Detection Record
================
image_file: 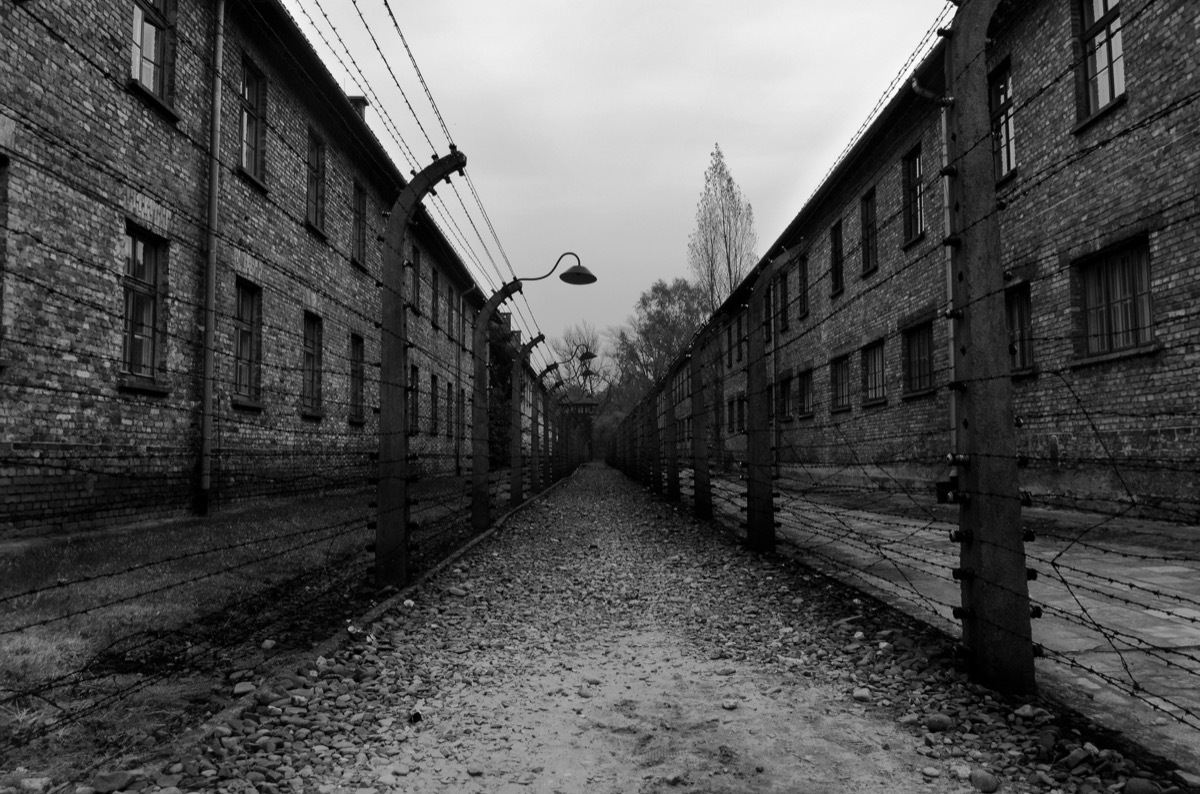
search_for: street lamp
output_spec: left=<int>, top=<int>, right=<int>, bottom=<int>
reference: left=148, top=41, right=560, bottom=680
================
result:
left=472, top=254, right=595, bottom=532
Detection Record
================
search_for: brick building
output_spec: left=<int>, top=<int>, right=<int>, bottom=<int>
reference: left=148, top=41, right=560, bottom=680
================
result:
left=0, top=0, right=483, bottom=535
left=662, top=0, right=1199, bottom=519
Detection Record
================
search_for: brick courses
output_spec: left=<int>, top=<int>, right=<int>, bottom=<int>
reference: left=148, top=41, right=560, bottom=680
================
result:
left=0, top=0, right=483, bottom=536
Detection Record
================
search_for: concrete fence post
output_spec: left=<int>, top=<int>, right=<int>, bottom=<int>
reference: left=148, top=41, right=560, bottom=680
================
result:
left=944, top=0, right=1036, bottom=694
left=690, top=330, right=713, bottom=520
left=745, top=253, right=786, bottom=553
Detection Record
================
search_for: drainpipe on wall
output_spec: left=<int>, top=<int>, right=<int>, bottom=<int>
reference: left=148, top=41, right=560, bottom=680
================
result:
left=197, top=0, right=226, bottom=515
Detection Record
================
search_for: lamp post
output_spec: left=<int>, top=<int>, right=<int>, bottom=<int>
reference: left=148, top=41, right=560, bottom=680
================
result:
left=471, top=253, right=595, bottom=532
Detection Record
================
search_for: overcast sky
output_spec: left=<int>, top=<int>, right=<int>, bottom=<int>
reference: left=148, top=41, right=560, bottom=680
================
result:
left=281, top=0, right=954, bottom=371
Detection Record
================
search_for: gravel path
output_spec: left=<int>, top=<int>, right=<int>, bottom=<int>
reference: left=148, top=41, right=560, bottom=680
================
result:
left=55, top=464, right=1193, bottom=794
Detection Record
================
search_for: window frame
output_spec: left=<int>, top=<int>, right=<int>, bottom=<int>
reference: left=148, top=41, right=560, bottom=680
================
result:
left=410, top=245, right=422, bottom=314
left=736, top=393, right=746, bottom=433
left=445, top=381, right=454, bottom=438
left=239, top=58, right=267, bottom=184
left=736, top=314, right=744, bottom=363
left=431, top=268, right=441, bottom=328
left=862, top=339, right=886, bottom=405
left=351, top=181, right=367, bottom=267
left=830, top=355, right=852, bottom=413
left=300, top=312, right=323, bottom=417
left=121, top=223, right=168, bottom=389
left=796, top=369, right=814, bottom=418
left=1077, top=239, right=1153, bottom=359
left=777, top=268, right=790, bottom=331
left=305, top=128, right=326, bottom=234
left=990, top=61, right=1018, bottom=182
left=129, top=0, right=176, bottom=115
left=232, top=278, right=263, bottom=405
left=1005, top=283, right=1035, bottom=373
left=902, top=322, right=935, bottom=395
left=860, top=187, right=878, bottom=275
left=830, top=220, right=844, bottom=296
left=409, top=364, right=420, bottom=435
left=430, top=372, right=440, bottom=436
left=349, top=333, right=365, bottom=425
left=902, top=145, right=924, bottom=244
left=796, top=255, right=809, bottom=319
left=1076, top=0, right=1126, bottom=121
left=777, top=374, right=793, bottom=421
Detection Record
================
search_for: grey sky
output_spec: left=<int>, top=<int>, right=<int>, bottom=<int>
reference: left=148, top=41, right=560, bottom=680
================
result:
left=281, top=0, right=953, bottom=371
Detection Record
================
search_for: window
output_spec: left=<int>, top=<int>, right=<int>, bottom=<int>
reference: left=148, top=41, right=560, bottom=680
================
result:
left=431, top=373, right=439, bottom=435
left=1005, top=284, right=1034, bottom=371
left=862, top=340, right=885, bottom=404
left=797, top=256, right=809, bottom=318
left=1080, top=240, right=1152, bottom=356
left=764, top=284, right=773, bottom=344
left=431, top=268, right=440, bottom=327
left=447, top=287, right=456, bottom=341
left=797, top=369, right=813, bottom=417
left=777, top=375, right=793, bottom=420
left=306, top=129, right=326, bottom=232
left=410, top=245, right=421, bottom=313
left=778, top=269, right=790, bottom=331
left=446, top=382, right=454, bottom=438
left=122, top=225, right=165, bottom=380
left=830, top=355, right=851, bottom=412
left=1078, top=0, right=1125, bottom=118
left=349, top=334, right=365, bottom=424
left=240, top=59, right=267, bottom=181
left=736, top=394, right=746, bottom=432
left=861, top=188, right=878, bottom=275
left=736, top=314, right=744, bottom=362
left=903, top=322, right=935, bottom=393
left=351, top=181, right=367, bottom=266
left=233, top=279, right=262, bottom=401
left=130, top=0, right=173, bottom=103
left=301, top=313, right=322, bottom=414
left=727, top=398, right=735, bottom=432
left=990, top=64, right=1017, bottom=180
left=830, top=220, right=844, bottom=295
left=902, top=145, right=924, bottom=242
left=409, top=364, right=419, bottom=434
left=726, top=324, right=733, bottom=367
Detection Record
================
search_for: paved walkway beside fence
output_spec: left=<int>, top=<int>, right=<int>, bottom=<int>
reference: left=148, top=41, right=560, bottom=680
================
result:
left=691, top=469, right=1200, bottom=774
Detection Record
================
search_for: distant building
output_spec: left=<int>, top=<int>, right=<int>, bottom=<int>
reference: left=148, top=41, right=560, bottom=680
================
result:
left=0, top=0, right=483, bottom=534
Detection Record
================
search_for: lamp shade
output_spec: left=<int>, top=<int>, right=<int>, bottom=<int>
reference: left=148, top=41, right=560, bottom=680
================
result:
left=579, top=349, right=597, bottom=362
left=559, top=264, right=597, bottom=285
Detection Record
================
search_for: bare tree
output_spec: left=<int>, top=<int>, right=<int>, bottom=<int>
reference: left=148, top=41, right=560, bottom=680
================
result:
left=687, top=144, right=758, bottom=314
left=551, top=321, right=610, bottom=397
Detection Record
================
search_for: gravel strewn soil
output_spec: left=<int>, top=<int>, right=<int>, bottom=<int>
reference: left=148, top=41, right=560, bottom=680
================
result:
left=18, top=464, right=1196, bottom=794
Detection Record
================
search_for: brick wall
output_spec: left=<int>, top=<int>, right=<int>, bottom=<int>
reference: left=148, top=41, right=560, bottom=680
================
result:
left=0, top=0, right=482, bottom=536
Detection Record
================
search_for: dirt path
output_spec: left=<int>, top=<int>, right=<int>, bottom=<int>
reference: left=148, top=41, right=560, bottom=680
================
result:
left=44, top=464, right=1190, bottom=794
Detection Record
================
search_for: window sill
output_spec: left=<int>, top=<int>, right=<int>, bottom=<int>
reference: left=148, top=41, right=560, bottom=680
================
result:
left=126, top=79, right=180, bottom=124
left=830, top=286, right=844, bottom=299
left=118, top=376, right=170, bottom=396
left=902, top=231, right=926, bottom=251
left=831, top=406, right=852, bottom=416
left=861, top=266, right=878, bottom=280
left=300, top=408, right=325, bottom=421
left=305, top=219, right=327, bottom=241
left=862, top=397, right=888, bottom=409
left=795, top=411, right=815, bottom=421
left=901, top=387, right=937, bottom=401
left=231, top=396, right=264, bottom=412
left=1011, top=365, right=1038, bottom=381
left=996, top=168, right=1018, bottom=189
left=1070, top=342, right=1161, bottom=370
left=349, top=416, right=366, bottom=427
left=1072, top=94, right=1127, bottom=136
left=351, top=257, right=369, bottom=274
left=237, top=166, right=268, bottom=194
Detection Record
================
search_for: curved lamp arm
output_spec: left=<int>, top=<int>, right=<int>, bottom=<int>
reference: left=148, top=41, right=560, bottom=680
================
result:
left=518, top=252, right=597, bottom=285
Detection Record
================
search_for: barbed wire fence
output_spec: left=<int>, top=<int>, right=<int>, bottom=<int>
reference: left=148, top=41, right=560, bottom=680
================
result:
left=0, top=0, right=590, bottom=770
left=608, top=0, right=1200, bottom=755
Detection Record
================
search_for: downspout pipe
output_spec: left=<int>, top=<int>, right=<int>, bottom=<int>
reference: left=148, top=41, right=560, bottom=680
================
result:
left=198, top=0, right=226, bottom=515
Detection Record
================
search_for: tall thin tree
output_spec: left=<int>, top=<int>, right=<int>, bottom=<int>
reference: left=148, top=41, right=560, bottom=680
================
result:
left=687, top=144, right=758, bottom=314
